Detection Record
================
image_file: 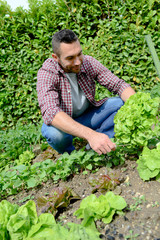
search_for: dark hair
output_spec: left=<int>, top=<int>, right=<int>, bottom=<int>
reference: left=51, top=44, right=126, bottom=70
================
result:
left=52, top=29, right=78, bottom=56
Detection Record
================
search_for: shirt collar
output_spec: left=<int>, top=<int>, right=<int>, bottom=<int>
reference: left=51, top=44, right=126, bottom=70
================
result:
left=55, top=61, right=64, bottom=74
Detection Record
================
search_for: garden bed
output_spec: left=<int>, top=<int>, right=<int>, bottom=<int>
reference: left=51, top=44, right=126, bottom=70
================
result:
left=6, top=146, right=160, bottom=240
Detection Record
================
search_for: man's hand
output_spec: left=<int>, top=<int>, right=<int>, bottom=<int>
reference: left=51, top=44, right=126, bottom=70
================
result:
left=52, top=112, right=116, bottom=155
left=87, top=131, right=116, bottom=155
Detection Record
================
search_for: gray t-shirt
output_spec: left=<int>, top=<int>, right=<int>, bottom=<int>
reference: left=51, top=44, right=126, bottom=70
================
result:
left=65, top=73, right=90, bottom=118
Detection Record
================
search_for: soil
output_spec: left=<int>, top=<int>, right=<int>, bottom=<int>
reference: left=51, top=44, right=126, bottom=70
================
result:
left=6, top=145, right=160, bottom=240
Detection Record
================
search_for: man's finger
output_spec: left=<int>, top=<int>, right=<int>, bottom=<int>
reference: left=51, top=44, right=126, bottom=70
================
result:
left=97, top=150, right=102, bottom=155
left=111, top=145, right=116, bottom=151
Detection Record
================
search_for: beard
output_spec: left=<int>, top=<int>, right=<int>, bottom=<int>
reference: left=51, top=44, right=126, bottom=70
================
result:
left=58, top=59, right=82, bottom=73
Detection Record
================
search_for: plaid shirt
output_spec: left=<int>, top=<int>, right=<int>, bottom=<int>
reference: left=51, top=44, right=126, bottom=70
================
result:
left=37, top=55, right=130, bottom=125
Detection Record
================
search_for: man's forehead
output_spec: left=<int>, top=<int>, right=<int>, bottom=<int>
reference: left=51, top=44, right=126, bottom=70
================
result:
left=59, top=41, right=82, bottom=57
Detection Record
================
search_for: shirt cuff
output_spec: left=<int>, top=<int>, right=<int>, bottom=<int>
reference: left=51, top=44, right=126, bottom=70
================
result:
left=43, top=107, right=63, bottom=125
left=118, top=82, right=131, bottom=97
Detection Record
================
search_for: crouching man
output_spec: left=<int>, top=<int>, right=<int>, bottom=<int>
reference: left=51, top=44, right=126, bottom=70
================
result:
left=37, top=29, right=135, bottom=155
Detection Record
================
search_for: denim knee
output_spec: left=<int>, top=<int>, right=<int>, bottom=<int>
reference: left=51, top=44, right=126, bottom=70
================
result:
left=115, top=97, right=124, bottom=108
left=106, top=97, right=124, bottom=109
left=41, top=123, right=74, bottom=153
left=42, top=123, right=63, bottom=143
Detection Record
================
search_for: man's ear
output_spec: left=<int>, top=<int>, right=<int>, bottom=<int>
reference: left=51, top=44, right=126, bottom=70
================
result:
left=52, top=53, right=59, bottom=62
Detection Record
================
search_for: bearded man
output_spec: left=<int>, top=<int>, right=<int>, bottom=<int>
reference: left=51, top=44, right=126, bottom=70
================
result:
left=37, top=29, right=135, bottom=155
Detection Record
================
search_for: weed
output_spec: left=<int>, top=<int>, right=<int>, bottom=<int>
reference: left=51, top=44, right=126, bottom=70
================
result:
left=19, top=195, right=34, bottom=203
left=129, top=195, right=146, bottom=211
left=125, top=230, right=139, bottom=240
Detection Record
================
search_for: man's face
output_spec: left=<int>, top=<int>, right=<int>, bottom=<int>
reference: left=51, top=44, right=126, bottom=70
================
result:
left=53, top=40, right=83, bottom=73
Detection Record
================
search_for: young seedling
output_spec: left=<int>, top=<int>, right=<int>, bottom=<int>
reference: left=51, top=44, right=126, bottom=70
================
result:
left=129, top=195, right=146, bottom=211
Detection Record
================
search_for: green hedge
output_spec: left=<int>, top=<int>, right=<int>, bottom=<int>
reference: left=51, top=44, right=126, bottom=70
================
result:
left=0, top=0, right=160, bottom=129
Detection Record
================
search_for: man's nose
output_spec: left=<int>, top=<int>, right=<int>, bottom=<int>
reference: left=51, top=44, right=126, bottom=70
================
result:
left=74, top=57, right=81, bottom=65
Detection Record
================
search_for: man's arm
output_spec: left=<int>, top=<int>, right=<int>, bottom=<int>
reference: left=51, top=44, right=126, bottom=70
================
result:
left=120, top=86, right=136, bottom=102
left=51, top=87, right=136, bottom=155
left=51, top=111, right=116, bottom=155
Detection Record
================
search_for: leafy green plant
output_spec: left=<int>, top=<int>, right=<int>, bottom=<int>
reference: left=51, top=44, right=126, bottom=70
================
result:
left=150, top=83, right=160, bottom=98
left=0, top=200, right=101, bottom=240
left=18, top=194, right=35, bottom=203
left=0, top=159, right=56, bottom=198
left=53, top=149, right=106, bottom=182
left=114, top=92, right=160, bottom=153
left=106, top=144, right=126, bottom=166
left=37, top=186, right=81, bottom=216
left=125, top=229, right=140, bottom=240
left=1, top=0, right=160, bottom=129
left=0, top=122, right=43, bottom=169
left=15, top=151, right=35, bottom=166
left=137, top=144, right=160, bottom=181
left=0, top=149, right=107, bottom=199
left=74, top=191, right=127, bottom=231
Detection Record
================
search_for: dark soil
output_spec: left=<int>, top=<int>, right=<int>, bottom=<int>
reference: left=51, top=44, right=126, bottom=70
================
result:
left=7, top=146, right=160, bottom=240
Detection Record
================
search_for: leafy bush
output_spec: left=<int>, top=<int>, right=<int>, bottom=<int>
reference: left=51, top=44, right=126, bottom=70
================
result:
left=0, top=122, right=43, bottom=168
left=0, top=0, right=160, bottom=128
left=0, top=14, right=52, bottom=128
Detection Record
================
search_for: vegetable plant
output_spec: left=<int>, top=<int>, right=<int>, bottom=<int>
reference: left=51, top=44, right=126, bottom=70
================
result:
left=114, top=92, right=160, bottom=153
left=0, top=149, right=106, bottom=199
left=0, top=200, right=101, bottom=240
left=88, top=169, right=120, bottom=193
left=137, top=143, right=160, bottom=181
left=0, top=122, right=43, bottom=169
left=74, top=191, right=127, bottom=231
left=37, top=186, right=81, bottom=216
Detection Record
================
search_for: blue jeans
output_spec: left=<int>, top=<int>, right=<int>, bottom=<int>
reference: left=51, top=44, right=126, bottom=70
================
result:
left=41, top=97, right=124, bottom=154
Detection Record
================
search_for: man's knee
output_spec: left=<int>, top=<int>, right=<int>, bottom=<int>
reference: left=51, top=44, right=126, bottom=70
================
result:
left=102, top=97, right=123, bottom=113
left=42, top=123, right=64, bottom=144
left=112, top=97, right=123, bottom=107
left=42, top=123, right=73, bottom=145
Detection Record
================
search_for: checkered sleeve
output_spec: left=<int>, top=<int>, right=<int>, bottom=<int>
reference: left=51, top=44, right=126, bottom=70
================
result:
left=86, top=56, right=130, bottom=96
left=37, top=67, right=63, bottom=125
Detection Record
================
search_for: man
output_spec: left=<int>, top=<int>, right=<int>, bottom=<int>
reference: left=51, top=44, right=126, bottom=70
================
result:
left=37, top=29, right=135, bottom=155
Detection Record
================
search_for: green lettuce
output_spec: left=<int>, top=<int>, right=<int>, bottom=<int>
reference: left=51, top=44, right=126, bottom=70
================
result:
left=7, top=200, right=38, bottom=240
left=137, top=144, right=160, bottom=181
left=114, top=92, right=160, bottom=151
left=25, top=213, right=66, bottom=240
left=0, top=200, right=19, bottom=240
left=74, top=191, right=127, bottom=229
left=0, top=200, right=101, bottom=240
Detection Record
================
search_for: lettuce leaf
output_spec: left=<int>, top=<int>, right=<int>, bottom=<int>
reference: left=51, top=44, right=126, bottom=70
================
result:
left=26, top=216, right=100, bottom=240
left=27, top=213, right=56, bottom=238
left=137, top=145, right=160, bottom=181
left=0, top=200, right=19, bottom=240
left=7, top=200, right=38, bottom=240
